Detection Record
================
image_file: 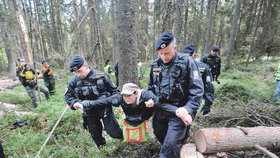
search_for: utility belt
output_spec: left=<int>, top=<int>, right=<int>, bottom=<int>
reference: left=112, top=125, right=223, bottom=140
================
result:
left=159, top=99, right=187, bottom=107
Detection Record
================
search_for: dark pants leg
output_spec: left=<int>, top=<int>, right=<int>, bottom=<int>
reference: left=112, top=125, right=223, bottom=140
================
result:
left=102, top=111, right=123, bottom=139
left=25, top=86, right=37, bottom=107
left=49, top=83, right=55, bottom=95
left=153, top=113, right=168, bottom=144
left=45, top=80, right=55, bottom=95
left=87, top=114, right=106, bottom=148
left=153, top=113, right=187, bottom=158
left=0, top=143, right=5, bottom=158
left=36, top=85, right=50, bottom=100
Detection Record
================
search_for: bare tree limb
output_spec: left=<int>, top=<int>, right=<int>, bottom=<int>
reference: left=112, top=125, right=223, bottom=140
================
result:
left=255, top=144, right=279, bottom=158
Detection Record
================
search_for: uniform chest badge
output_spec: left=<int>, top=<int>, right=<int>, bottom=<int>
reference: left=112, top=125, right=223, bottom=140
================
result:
left=153, top=68, right=161, bottom=76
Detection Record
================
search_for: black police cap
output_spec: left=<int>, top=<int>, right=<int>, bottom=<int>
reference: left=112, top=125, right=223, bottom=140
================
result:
left=182, top=44, right=195, bottom=56
left=69, top=55, right=84, bottom=72
left=155, top=32, right=175, bottom=51
left=211, top=45, right=220, bottom=52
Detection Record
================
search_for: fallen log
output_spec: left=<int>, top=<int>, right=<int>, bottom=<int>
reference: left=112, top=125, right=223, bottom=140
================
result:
left=194, top=126, right=280, bottom=154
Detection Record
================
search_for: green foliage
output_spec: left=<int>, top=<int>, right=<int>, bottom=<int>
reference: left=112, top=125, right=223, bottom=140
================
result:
left=197, top=59, right=280, bottom=128
left=216, top=60, right=276, bottom=103
left=0, top=73, right=161, bottom=158
left=1, top=59, right=279, bottom=157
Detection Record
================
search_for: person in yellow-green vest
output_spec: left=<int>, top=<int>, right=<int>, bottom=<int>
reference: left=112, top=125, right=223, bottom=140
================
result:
left=16, top=58, right=49, bottom=108
left=137, top=61, right=145, bottom=80
left=272, top=64, right=280, bottom=102
left=103, top=59, right=112, bottom=76
left=137, top=61, right=145, bottom=88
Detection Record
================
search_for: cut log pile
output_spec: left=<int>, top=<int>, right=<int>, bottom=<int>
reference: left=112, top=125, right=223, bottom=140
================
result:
left=180, top=126, right=280, bottom=158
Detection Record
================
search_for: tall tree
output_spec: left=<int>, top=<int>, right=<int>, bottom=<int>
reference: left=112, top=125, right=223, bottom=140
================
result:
left=116, top=0, right=138, bottom=87
left=182, top=0, right=189, bottom=46
left=201, top=0, right=214, bottom=55
left=224, top=0, right=241, bottom=70
left=162, top=0, right=173, bottom=32
left=12, top=0, right=33, bottom=67
left=174, top=0, right=183, bottom=46
left=80, top=0, right=88, bottom=56
left=246, top=0, right=261, bottom=66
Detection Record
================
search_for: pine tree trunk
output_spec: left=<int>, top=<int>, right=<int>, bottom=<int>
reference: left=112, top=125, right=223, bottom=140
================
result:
left=162, top=0, right=173, bottom=32
left=194, top=127, right=280, bottom=154
left=174, top=0, right=183, bottom=46
left=116, top=0, right=138, bottom=87
left=12, top=0, right=33, bottom=67
left=224, top=0, right=241, bottom=70
left=201, top=0, right=214, bottom=56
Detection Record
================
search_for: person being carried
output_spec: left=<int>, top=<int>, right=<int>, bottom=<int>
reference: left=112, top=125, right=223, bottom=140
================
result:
left=41, top=60, right=55, bottom=95
left=64, top=55, right=123, bottom=149
left=182, top=44, right=215, bottom=115
left=201, top=45, right=221, bottom=84
left=81, top=82, right=188, bottom=142
left=16, top=58, right=49, bottom=108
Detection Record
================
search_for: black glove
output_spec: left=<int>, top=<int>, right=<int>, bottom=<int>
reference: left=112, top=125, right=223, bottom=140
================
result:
left=201, top=106, right=210, bottom=115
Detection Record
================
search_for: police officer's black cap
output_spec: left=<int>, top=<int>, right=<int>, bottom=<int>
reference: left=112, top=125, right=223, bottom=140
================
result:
left=69, top=55, right=84, bottom=72
left=182, top=44, right=195, bottom=56
left=155, top=32, right=175, bottom=51
left=211, top=45, right=220, bottom=52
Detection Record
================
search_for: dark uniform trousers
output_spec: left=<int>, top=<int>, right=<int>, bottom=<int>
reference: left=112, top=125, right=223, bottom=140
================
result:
left=86, top=107, right=123, bottom=148
left=153, top=110, right=188, bottom=158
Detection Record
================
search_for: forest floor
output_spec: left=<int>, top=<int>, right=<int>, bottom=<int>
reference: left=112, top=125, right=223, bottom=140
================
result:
left=0, top=59, right=280, bottom=158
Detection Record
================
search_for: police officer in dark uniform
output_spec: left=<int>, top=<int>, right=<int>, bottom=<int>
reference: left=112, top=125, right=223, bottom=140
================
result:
left=148, top=33, right=204, bottom=158
left=201, top=45, right=221, bottom=83
left=64, top=55, right=123, bottom=148
left=182, top=44, right=214, bottom=115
